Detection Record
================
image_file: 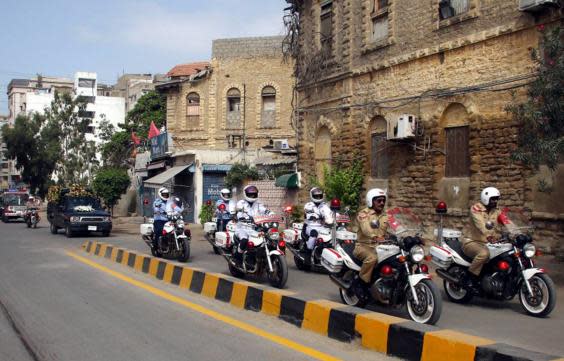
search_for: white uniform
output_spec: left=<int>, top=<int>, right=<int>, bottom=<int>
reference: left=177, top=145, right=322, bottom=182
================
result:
left=235, top=199, right=271, bottom=240
left=165, top=199, right=184, bottom=215
left=303, top=201, right=334, bottom=249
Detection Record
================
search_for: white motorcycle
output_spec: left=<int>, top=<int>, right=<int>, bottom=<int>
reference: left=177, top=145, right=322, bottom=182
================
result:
left=141, top=211, right=191, bottom=262
left=322, top=207, right=442, bottom=325
left=430, top=205, right=556, bottom=317
left=204, top=203, right=235, bottom=255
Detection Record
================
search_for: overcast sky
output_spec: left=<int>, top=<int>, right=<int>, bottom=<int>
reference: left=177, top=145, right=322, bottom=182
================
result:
left=0, top=0, right=288, bottom=114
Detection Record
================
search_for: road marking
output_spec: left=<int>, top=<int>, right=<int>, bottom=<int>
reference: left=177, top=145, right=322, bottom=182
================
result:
left=66, top=251, right=342, bottom=361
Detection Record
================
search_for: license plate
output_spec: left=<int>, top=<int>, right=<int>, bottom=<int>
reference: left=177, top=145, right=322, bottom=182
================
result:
left=88, top=226, right=97, bottom=231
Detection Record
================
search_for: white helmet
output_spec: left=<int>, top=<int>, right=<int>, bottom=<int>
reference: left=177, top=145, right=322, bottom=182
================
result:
left=220, top=188, right=232, bottom=201
left=158, top=187, right=170, bottom=201
left=366, top=188, right=387, bottom=208
left=310, top=187, right=324, bottom=204
left=480, top=187, right=500, bottom=207
left=243, top=185, right=259, bottom=203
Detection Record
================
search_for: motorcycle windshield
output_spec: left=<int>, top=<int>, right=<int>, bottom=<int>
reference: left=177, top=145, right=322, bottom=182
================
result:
left=499, top=208, right=534, bottom=236
left=386, top=207, right=423, bottom=237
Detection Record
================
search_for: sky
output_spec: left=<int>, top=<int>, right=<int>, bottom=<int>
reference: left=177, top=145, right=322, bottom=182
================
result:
left=0, top=0, right=288, bottom=114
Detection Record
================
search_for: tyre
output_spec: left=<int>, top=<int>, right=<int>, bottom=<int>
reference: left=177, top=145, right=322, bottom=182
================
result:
left=213, top=245, right=220, bottom=255
left=228, top=262, right=245, bottom=278
left=293, top=254, right=311, bottom=271
left=519, top=273, right=557, bottom=317
left=267, top=254, right=288, bottom=288
left=50, top=222, right=58, bottom=234
left=65, top=226, right=73, bottom=238
left=102, top=231, right=110, bottom=237
left=443, top=266, right=473, bottom=304
left=339, top=287, right=367, bottom=308
left=406, top=279, right=442, bottom=325
left=177, top=239, right=190, bottom=262
left=26, top=220, right=31, bottom=228
left=2, top=215, right=8, bottom=223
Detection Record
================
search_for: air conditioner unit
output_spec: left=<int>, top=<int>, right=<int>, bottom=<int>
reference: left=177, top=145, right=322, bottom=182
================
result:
left=273, top=139, right=289, bottom=150
left=387, top=114, right=417, bottom=140
left=519, top=0, right=559, bottom=11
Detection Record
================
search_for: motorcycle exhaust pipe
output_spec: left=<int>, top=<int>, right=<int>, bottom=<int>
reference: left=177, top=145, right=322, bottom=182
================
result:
left=436, top=268, right=461, bottom=284
left=329, top=274, right=351, bottom=290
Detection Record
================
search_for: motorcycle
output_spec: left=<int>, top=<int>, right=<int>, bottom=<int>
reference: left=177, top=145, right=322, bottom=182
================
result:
left=24, top=207, right=40, bottom=228
left=204, top=203, right=235, bottom=255
left=321, top=207, right=442, bottom=325
left=141, top=211, right=191, bottom=262
left=430, top=204, right=557, bottom=317
left=285, top=211, right=355, bottom=272
left=220, top=214, right=288, bottom=288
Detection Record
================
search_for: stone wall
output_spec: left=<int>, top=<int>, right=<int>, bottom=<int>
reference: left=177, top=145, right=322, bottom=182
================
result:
left=291, top=0, right=563, bottom=250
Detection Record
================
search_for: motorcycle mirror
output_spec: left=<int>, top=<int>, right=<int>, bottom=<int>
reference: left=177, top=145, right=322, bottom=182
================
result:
left=485, top=221, right=495, bottom=230
left=370, top=219, right=380, bottom=229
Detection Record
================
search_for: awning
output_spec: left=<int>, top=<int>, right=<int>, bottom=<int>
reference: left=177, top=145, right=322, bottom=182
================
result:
left=203, top=164, right=232, bottom=172
left=147, top=160, right=167, bottom=170
left=144, top=164, right=193, bottom=189
left=275, top=173, right=299, bottom=189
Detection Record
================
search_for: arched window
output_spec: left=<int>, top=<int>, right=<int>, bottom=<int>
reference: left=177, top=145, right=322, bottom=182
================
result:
left=186, top=92, right=200, bottom=128
left=226, top=88, right=241, bottom=128
left=370, top=116, right=388, bottom=178
left=315, top=126, right=332, bottom=182
left=441, top=103, right=470, bottom=177
left=261, top=86, right=276, bottom=128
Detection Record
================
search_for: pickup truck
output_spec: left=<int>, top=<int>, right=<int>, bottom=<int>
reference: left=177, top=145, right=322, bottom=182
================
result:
left=48, top=195, right=112, bottom=237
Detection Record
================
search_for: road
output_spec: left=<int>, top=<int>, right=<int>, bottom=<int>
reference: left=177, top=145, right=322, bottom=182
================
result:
left=0, top=219, right=394, bottom=361
left=107, top=220, right=564, bottom=356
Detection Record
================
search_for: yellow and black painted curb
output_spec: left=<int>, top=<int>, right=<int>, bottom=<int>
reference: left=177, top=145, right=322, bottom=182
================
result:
left=82, top=241, right=562, bottom=361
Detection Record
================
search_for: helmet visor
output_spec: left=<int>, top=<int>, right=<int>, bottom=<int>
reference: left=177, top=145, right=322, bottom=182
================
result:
left=161, top=192, right=170, bottom=199
left=312, top=192, right=323, bottom=201
left=246, top=191, right=258, bottom=199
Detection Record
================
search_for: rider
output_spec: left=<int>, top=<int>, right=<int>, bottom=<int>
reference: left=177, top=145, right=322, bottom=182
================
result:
left=26, top=195, right=40, bottom=208
left=167, top=195, right=185, bottom=214
left=234, top=185, right=272, bottom=263
left=153, top=187, right=170, bottom=249
left=353, top=188, right=389, bottom=298
left=216, top=188, right=235, bottom=232
left=463, top=186, right=502, bottom=291
left=303, top=187, right=334, bottom=256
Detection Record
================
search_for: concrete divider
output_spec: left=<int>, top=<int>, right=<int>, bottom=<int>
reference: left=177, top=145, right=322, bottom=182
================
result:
left=82, top=241, right=562, bottom=361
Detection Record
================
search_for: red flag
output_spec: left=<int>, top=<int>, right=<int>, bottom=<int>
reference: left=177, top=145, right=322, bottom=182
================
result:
left=131, top=132, right=141, bottom=145
left=148, top=121, right=161, bottom=139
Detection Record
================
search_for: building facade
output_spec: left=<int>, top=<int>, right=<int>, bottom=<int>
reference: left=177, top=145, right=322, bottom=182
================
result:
left=0, top=115, right=9, bottom=190
left=287, top=0, right=563, bottom=251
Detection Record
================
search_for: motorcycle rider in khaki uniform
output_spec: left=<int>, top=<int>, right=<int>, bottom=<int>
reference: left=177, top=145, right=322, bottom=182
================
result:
left=353, top=188, right=389, bottom=299
left=462, top=186, right=502, bottom=292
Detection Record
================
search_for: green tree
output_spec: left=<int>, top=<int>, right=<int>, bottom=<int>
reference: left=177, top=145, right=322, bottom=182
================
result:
left=98, top=118, right=133, bottom=169
left=320, top=160, right=365, bottom=216
left=124, top=90, right=166, bottom=139
left=508, top=26, right=563, bottom=190
left=224, top=163, right=260, bottom=189
left=1, top=113, right=59, bottom=197
left=92, top=167, right=131, bottom=215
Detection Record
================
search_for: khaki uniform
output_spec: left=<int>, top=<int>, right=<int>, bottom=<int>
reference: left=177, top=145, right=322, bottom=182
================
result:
left=354, top=207, right=389, bottom=283
left=463, top=202, right=502, bottom=276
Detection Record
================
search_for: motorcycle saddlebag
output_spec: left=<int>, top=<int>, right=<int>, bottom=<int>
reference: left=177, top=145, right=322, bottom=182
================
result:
left=140, top=223, right=154, bottom=236
left=215, top=232, right=230, bottom=248
left=204, top=222, right=217, bottom=233
left=321, top=248, right=343, bottom=273
left=429, top=245, right=452, bottom=268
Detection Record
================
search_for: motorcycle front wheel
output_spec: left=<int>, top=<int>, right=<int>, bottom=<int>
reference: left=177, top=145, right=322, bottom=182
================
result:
left=519, top=273, right=556, bottom=317
left=267, top=254, right=288, bottom=288
left=177, top=239, right=190, bottom=262
left=406, top=279, right=442, bottom=325
left=26, top=220, right=31, bottom=228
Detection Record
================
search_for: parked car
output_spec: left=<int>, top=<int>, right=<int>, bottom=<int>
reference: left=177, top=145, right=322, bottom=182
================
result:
left=48, top=193, right=112, bottom=237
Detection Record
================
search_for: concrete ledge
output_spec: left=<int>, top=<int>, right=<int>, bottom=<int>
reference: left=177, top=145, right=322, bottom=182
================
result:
left=82, top=241, right=562, bottom=361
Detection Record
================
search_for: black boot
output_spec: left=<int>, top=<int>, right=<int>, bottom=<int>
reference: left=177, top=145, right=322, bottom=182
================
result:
left=352, top=277, right=370, bottom=302
left=462, top=273, right=481, bottom=294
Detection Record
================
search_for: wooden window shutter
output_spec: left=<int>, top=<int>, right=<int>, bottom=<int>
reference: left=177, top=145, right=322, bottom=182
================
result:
left=445, top=126, right=470, bottom=177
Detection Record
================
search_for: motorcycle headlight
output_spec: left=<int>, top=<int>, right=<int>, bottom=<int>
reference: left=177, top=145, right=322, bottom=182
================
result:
left=272, top=222, right=278, bottom=228
left=268, top=230, right=280, bottom=241
left=523, top=243, right=536, bottom=258
left=70, top=216, right=80, bottom=222
left=410, top=245, right=425, bottom=263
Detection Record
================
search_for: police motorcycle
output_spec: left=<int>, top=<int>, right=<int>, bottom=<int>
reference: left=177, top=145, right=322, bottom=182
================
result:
left=24, top=207, right=40, bottom=228
left=140, top=197, right=191, bottom=262
left=204, top=203, right=236, bottom=255
left=322, top=204, right=442, bottom=325
left=219, top=214, right=288, bottom=288
left=285, top=205, right=354, bottom=272
left=430, top=202, right=556, bottom=317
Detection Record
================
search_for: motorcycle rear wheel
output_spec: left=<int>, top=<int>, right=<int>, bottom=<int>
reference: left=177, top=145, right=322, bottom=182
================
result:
left=339, top=287, right=367, bottom=308
left=50, top=222, right=58, bottom=234
left=406, top=279, right=442, bottom=325
left=26, top=220, right=31, bottom=228
left=519, top=273, right=556, bottom=317
left=228, top=262, right=245, bottom=278
left=443, top=266, right=473, bottom=304
left=294, top=255, right=311, bottom=271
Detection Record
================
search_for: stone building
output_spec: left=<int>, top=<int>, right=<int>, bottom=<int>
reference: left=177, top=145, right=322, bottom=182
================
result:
left=151, top=36, right=296, bottom=222
left=285, top=0, right=563, bottom=250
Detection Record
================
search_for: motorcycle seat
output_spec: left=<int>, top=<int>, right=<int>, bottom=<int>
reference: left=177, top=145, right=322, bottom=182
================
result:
left=445, top=238, right=474, bottom=263
left=341, top=242, right=363, bottom=267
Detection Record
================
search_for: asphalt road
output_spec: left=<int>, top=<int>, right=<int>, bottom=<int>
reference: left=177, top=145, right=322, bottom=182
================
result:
left=0, top=219, right=394, bottom=361
left=105, top=221, right=564, bottom=356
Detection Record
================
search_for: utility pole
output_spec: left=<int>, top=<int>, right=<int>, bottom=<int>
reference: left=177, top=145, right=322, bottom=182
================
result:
left=242, top=83, right=246, bottom=164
